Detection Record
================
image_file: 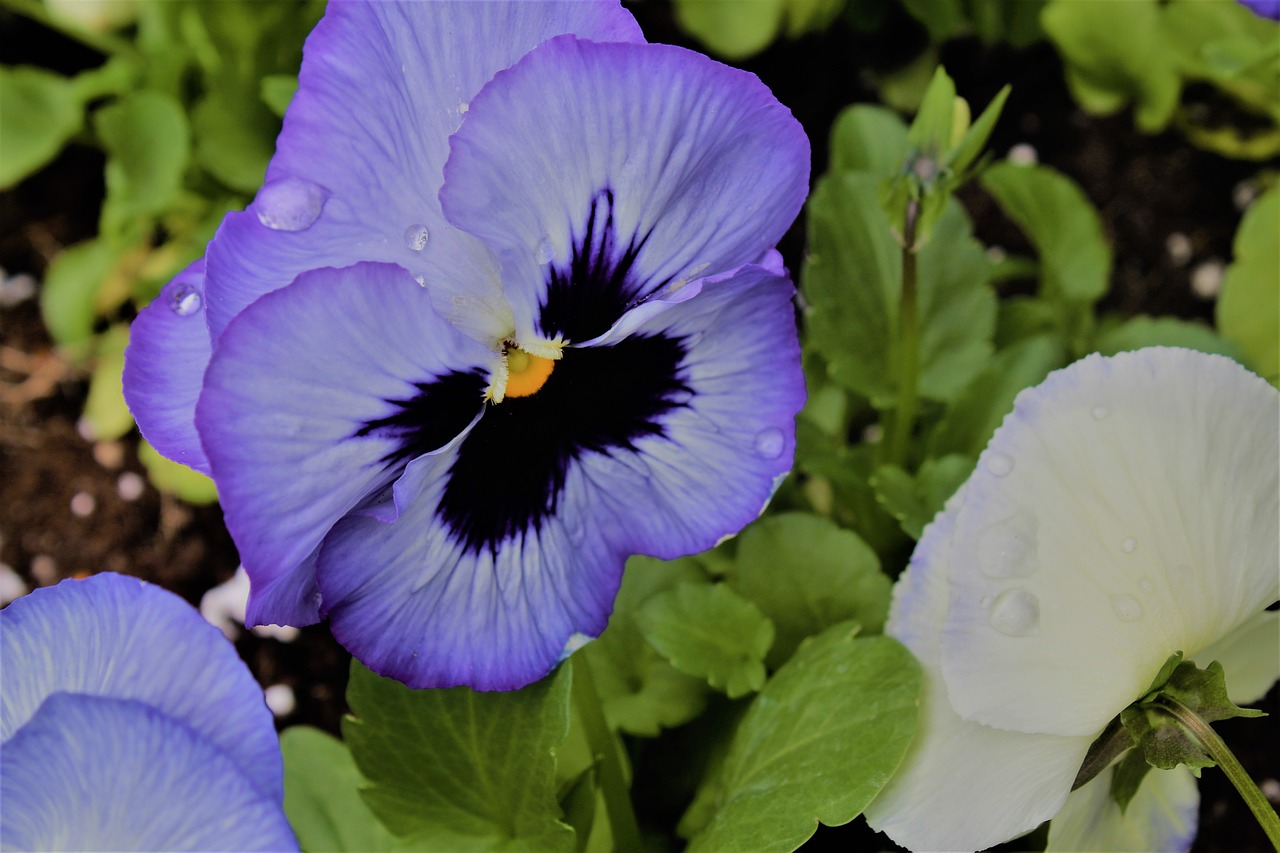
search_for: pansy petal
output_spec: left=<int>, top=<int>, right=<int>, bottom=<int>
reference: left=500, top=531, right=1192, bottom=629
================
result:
left=0, top=694, right=296, bottom=852
left=1192, top=609, right=1280, bottom=706
left=0, top=574, right=281, bottom=801
left=196, top=263, right=492, bottom=627
left=315, top=265, right=802, bottom=690
left=204, top=0, right=643, bottom=347
left=441, top=36, right=809, bottom=347
left=864, top=504, right=1094, bottom=852
left=940, top=348, right=1280, bottom=737
left=122, top=259, right=212, bottom=474
left=1047, top=765, right=1198, bottom=853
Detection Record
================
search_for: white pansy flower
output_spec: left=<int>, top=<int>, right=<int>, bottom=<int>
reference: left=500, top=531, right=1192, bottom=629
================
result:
left=864, top=347, right=1280, bottom=852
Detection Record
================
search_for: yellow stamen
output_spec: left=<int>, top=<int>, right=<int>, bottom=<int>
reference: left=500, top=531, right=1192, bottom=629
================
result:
left=504, top=348, right=555, bottom=398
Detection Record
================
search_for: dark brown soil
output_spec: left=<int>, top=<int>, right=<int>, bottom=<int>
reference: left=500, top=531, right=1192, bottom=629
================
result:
left=1, top=5, right=1274, bottom=851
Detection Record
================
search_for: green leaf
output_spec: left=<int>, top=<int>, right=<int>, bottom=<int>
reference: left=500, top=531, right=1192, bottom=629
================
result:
left=95, top=91, right=190, bottom=236
left=0, top=66, right=84, bottom=189
left=281, top=726, right=396, bottom=853
left=929, top=335, right=1067, bottom=458
left=635, top=583, right=774, bottom=698
left=900, top=0, right=964, bottom=42
left=871, top=454, right=972, bottom=539
left=138, top=440, right=218, bottom=504
left=982, top=162, right=1111, bottom=305
left=261, top=73, right=299, bottom=118
left=1094, top=315, right=1239, bottom=359
left=81, top=324, right=134, bottom=441
left=343, top=660, right=574, bottom=853
left=804, top=173, right=994, bottom=407
left=1042, top=0, right=1181, bottom=131
left=1158, top=660, right=1266, bottom=726
left=672, top=0, right=786, bottom=60
left=1217, top=187, right=1279, bottom=381
left=829, top=105, right=908, bottom=177
left=681, top=627, right=921, bottom=852
left=731, top=513, right=890, bottom=667
left=40, top=239, right=119, bottom=350
left=192, top=91, right=278, bottom=192
left=581, top=556, right=710, bottom=736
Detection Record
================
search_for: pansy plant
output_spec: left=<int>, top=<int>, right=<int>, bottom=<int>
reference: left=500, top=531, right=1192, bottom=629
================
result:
left=863, top=347, right=1280, bottom=851
left=0, top=574, right=296, bottom=851
left=123, top=0, right=809, bottom=690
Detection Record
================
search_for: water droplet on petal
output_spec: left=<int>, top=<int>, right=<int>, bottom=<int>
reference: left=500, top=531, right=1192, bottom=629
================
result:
left=985, top=452, right=1014, bottom=477
left=168, top=284, right=202, bottom=316
left=1091, top=406, right=1110, bottom=420
left=414, top=274, right=426, bottom=287
left=989, top=588, right=1040, bottom=636
left=1121, top=537, right=1137, bottom=553
left=978, top=510, right=1040, bottom=578
left=535, top=237, right=554, bottom=265
left=255, top=176, right=328, bottom=232
left=753, top=427, right=785, bottom=460
left=1111, top=594, right=1144, bottom=622
left=404, top=224, right=430, bottom=252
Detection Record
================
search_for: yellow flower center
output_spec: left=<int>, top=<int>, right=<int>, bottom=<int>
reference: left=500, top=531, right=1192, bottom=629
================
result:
left=504, top=348, right=555, bottom=398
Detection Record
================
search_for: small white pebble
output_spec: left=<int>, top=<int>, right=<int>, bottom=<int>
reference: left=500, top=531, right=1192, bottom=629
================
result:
left=70, top=492, right=96, bottom=518
left=252, top=622, right=301, bottom=643
left=200, top=567, right=300, bottom=642
left=1233, top=180, right=1260, bottom=212
left=0, top=564, right=29, bottom=605
left=92, top=441, right=125, bottom=470
left=985, top=245, right=1007, bottom=263
left=117, top=471, right=145, bottom=502
left=1007, top=143, right=1038, bottom=165
left=75, top=418, right=96, bottom=442
left=1165, top=233, right=1193, bottom=267
left=0, top=270, right=37, bottom=308
left=862, top=423, right=884, bottom=445
left=264, top=684, right=297, bottom=718
left=1262, top=778, right=1280, bottom=803
left=1190, top=259, right=1225, bottom=300
left=30, top=555, right=57, bottom=585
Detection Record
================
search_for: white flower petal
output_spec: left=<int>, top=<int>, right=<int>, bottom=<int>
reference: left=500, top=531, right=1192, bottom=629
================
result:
left=940, top=349, right=1279, bottom=737
left=1192, top=609, right=1280, bottom=706
left=1047, top=765, right=1198, bottom=853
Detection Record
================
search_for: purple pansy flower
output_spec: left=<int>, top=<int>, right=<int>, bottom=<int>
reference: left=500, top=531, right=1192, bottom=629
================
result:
left=1239, top=0, right=1280, bottom=20
left=0, top=574, right=295, bottom=851
left=124, top=0, right=809, bottom=690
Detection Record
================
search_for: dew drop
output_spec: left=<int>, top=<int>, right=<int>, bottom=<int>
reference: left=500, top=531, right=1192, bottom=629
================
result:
left=989, top=588, right=1040, bottom=636
left=1111, top=594, right=1144, bottom=622
left=168, top=284, right=202, bottom=317
left=1091, top=406, right=1110, bottom=420
left=1121, top=537, right=1137, bottom=554
left=414, top=274, right=426, bottom=287
left=535, top=237, right=555, bottom=265
left=255, top=176, right=328, bottom=232
left=403, top=224, right=430, bottom=252
left=753, top=427, right=785, bottom=460
left=985, top=452, right=1015, bottom=477
left=978, top=510, right=1040, bottom=578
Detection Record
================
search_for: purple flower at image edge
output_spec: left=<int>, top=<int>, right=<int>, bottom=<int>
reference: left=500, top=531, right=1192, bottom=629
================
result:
left=0, top=574, right=296, bottom=852
left=123, top=0, right=810, bottom=691
left=1239, top=0, right=1280, bottom=20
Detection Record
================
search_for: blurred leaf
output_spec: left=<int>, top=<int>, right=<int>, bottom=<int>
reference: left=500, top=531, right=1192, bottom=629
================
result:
left=582, top=556, right=710, bottom=736
left=900, top=0, right=964, bottom=42
left=40, top=239, right=120, bottom=350
left=805, top=173, right=994, bottom=407
left=81, top=324, right=133, bottom=441
left=192, top=91, right=277, bottom=192
left=281, top=726, right=395, bottom=853
left=1163, top=0, right=1280, bottom=120
left=1217, top=187, right=1279, bottom=380
left=95, top=91, right=190, bottom=239
left=0, top=65, right=84, bottom=189
left=982, top=162, right=1111, bottom=304
left=681, top=627, right=920, bottom=852
left=138, top=440, right=218, bottom=504
left=260, top=73, right=298, bottom=117
left=929, top=335, right=1067, bottom=458
left=673, top=0, right=843, bottom=60
left=636, top=583, right=774, bottom=699
left=829, top=105, right=908, bottom=177
left=344, top=660, right=574, bottom=852
left=731, top=513, right=889, bottom=667
left=1094, top=315, right=1239, bottom=359
left=871, top=453, right=972, bottom=539
left=1042, top=0, right=1181, bottom=131
left=876, top=48, right=939, bottom=114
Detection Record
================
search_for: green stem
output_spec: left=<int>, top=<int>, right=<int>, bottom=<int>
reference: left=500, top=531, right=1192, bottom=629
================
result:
left=1158, top=697, right=1280, bottom=850
left=571, top=658, right=643, bottom=853
left=884, top=199, right=922, bottom=468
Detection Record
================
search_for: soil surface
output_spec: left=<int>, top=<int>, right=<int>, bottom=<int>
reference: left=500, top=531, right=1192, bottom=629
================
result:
left=1, top=4, right=1275, bottom=851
